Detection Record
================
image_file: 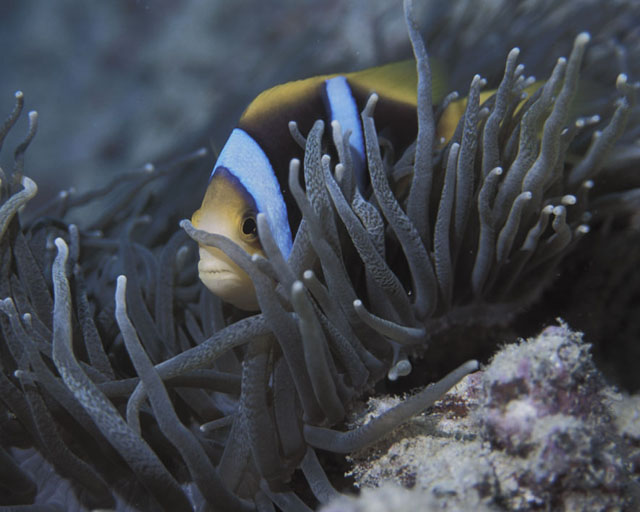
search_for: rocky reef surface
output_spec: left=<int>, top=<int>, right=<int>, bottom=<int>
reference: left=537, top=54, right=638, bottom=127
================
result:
left=324, top=323, right=640, bottom=511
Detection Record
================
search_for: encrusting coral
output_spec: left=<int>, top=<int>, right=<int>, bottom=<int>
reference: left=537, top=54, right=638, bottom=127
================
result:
left=337, top=323, right=640, bottom=510
left=1, top=0, right=639, bottom=510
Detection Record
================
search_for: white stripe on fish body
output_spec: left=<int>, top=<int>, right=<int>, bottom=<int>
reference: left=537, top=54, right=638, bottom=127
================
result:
left=324, top=76, right=366, bottom=191
left=212, top=128, right=293, bottom=259
left=210, top=77, right=367, bottom=261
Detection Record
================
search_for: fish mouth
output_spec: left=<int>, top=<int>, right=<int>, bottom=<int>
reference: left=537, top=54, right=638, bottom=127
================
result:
left=196, top=246, right=259, bottom=311
left=197, top=248, right=244, bottom=285
left=199, top=266, right=233, bottom=276
left=198, top=263, right=239, bottom=281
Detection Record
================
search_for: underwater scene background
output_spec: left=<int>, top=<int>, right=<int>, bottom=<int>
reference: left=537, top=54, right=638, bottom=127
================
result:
left=1, top=0, right=639, bottom=510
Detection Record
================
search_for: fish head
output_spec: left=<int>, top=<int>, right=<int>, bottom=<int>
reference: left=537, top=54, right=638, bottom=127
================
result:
left=191, top=166, right=263, bottom=311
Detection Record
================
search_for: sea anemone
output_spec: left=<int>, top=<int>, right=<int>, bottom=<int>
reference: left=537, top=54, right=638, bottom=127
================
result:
left=1, top=0, right=638, bottom=510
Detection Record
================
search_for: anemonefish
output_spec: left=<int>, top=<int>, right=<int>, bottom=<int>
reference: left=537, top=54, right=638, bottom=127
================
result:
left=190, top=60, right=474, bottom=310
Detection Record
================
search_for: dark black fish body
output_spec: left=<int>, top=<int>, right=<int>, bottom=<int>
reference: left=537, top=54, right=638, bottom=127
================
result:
left=192, top=60, right=434, bottom=308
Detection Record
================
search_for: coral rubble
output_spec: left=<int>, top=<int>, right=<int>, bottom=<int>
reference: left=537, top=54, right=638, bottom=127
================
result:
left=341, top=324, right=640, bottom=511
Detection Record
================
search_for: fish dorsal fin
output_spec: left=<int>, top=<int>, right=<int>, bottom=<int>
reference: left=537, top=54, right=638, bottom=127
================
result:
left=240, top=75, right=329, bottom=128
left=240, top=58, right=449, bottom=127
left=345, top=59, right=449, bottom=107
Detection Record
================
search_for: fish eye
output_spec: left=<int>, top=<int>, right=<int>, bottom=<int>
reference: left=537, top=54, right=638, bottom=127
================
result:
left=241, top=213, right=258, bottom=240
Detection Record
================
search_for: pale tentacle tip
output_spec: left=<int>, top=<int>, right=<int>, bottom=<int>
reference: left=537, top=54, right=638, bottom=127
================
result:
left=575, top=32, right=591, bottom=46
left=291, top=280, right=305, bottom=295
left=576, top=224, right=590, bottom=235
left=54, top=237, right=68, bottom=253
left=388, top=359, right=412, bottom=381
left=21, top=176, right=37, bottom=194
left=465, top=360, right=480, bottom=373
left=115, top=275, right=128, bottom=306
left=617, top=74, right=628, bottom=87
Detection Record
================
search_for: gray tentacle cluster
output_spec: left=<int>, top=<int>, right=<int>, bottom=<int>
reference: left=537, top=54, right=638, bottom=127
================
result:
left=1, top=1, right=639, bottom=510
